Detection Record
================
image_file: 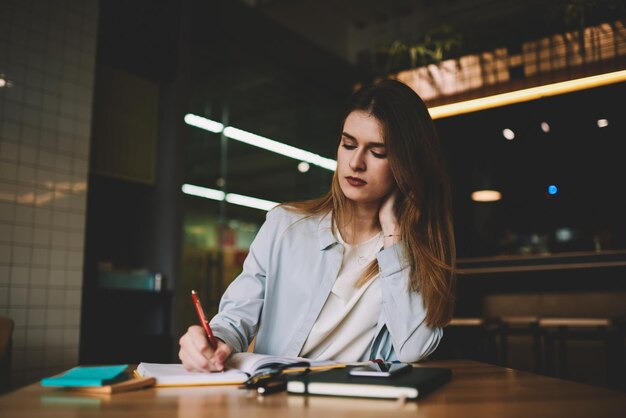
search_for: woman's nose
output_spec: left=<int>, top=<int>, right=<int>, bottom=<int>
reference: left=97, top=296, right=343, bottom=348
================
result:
left=349, top=150, right=365, bottom=171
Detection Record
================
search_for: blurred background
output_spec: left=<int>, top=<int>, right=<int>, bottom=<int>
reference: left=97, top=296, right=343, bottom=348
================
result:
left=1, top=0, right=625, bottom=392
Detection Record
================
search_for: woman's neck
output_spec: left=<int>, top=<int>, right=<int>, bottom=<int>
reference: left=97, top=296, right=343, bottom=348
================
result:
left=336, top=204, right=381, bottom=245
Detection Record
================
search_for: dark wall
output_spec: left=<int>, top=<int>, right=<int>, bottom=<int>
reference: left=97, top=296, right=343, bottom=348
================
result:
left=437, top=82, right=626, bottom=258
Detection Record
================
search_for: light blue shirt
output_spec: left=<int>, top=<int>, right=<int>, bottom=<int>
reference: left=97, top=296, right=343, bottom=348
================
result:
left=210, top=206, right=442, bottom=362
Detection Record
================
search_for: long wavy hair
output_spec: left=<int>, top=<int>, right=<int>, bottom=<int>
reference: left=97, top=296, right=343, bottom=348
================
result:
left=286, top=79, right=456, bottom=327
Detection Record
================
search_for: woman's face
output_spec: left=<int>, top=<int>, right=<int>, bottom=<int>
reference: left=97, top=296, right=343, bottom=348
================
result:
left=337, top=111, right=395, bottom=206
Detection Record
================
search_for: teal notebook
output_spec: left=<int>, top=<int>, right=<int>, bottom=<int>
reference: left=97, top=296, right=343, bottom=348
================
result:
left=41, top=365, right=129, bottom=387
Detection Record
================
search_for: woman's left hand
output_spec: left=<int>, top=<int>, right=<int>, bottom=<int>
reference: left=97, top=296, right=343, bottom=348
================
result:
left=379, top=191, right=400, bottom=246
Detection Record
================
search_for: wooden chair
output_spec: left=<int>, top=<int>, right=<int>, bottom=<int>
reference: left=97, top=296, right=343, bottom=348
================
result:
left=539, top=317, right=624, bottom=390
left=0, top=316, right=15, bottom=393
left=434, top=317, right=499, bottom=364
left=497, top=316, right=542, bottom=373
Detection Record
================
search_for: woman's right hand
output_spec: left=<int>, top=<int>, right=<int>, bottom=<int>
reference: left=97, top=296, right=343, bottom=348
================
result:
left=178, top=325, right=233, bottom=372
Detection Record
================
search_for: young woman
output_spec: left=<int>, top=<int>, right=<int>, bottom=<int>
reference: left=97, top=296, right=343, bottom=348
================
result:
left=179, top=79, right=456, bottom=371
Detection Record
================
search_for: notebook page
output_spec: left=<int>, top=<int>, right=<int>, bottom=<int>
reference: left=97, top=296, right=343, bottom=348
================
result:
left=136, top=363, right=248, bottom=386
left=226, top=352, right=338, bottom=374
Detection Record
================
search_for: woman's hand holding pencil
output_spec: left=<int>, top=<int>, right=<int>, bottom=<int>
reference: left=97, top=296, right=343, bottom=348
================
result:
left=178, top=291, right=233, bottom=372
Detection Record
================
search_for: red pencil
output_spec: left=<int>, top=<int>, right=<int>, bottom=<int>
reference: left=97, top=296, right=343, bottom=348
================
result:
left=191, top=290, right=218, bottom=350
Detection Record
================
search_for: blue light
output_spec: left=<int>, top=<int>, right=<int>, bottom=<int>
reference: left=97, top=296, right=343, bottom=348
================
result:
left=548, top=185, right=558, bottom=195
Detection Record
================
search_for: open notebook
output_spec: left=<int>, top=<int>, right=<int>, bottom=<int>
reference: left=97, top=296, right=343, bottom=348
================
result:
left=136, top=353, right=339, bottom=386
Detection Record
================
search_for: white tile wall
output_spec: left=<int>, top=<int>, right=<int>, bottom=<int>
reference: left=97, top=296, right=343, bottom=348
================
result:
left=0, top=0, right=98, bottom=388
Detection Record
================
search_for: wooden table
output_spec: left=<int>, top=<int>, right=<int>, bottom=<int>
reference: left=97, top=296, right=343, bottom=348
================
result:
left=1, top=360, right=625, bottom=418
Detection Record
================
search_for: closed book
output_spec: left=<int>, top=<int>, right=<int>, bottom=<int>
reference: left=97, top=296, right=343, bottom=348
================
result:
left=63, top=377, right=156, bottom=394
left=41, top=365, right=129, bottom=387
left=287, top=366, right=452, bottom=400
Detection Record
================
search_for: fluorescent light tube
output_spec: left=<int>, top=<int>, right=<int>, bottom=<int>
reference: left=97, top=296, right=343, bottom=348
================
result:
left=184, top=114, right=224, bottom=133
left=184, top=115, right=337, bottom=171
left=181, top=184, right=278, bottom=211
left=182, top=184, right=225, bottom=201
left=225, top=193, right=278, bottom=211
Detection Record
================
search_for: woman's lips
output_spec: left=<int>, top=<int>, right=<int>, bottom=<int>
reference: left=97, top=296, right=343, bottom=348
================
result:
left=346, top=176, right=366, bottom=187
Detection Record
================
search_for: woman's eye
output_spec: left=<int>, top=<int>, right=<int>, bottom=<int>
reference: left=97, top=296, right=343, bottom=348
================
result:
left=371, top=150, right=387, bottom=158
left=342, top=143, right=357, bottom=150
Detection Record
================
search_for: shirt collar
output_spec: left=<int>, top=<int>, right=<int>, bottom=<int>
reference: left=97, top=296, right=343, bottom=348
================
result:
left=317, top=211, right=337, bottom=250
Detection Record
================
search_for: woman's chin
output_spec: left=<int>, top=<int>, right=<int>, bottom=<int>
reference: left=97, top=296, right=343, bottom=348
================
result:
left=343, top=193, right=382, bottom=206
left=340, top=184, right=385, bottom=206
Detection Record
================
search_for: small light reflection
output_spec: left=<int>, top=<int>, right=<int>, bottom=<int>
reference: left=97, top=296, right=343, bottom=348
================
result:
left=0, top=181, right=86, bottom=205
left=0, top=74, right=12, bottom=88
left=17, top=192, right=37, bottom=204
left=547, top=184, right=558, bottom=195
left=555, top=228, right=573, bottom=242
left=471, top=190, right=502, bottom=202
left=297, top=162, right=310, bottom=173
left=502, top=128, right=515, bottom=140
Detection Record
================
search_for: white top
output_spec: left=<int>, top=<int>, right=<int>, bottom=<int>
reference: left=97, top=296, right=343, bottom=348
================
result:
left=299, top=231, right=383, bottom=361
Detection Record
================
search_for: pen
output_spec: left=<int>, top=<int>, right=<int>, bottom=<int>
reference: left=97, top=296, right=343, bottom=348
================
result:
left=191, top=290, right=218, bottom=350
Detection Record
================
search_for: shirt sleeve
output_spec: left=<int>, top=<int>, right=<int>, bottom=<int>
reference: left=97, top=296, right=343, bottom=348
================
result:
left=209, top=208, right=282, bottom=353
left=373, top=243, right=443, bottom=362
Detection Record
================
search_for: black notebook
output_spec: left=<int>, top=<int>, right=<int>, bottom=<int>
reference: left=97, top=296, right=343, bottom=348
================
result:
left=287, top=366, right=452, bottom=400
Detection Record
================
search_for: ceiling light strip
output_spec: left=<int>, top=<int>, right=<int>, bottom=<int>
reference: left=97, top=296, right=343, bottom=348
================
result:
left=225, top=192, right=278, bottom=211
left=428, top=69, right=626, bottom=119
left=181, top=184, right=225, bottom=201
left=184, top=114, right=224, bottom=133
left=182, top=183, right=279, bottom=212
left=184, top=114, right=337, bottom=171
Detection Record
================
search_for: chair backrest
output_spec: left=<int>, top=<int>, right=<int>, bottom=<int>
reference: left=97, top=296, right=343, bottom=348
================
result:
left=0, top=316, right=15, bottom=393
